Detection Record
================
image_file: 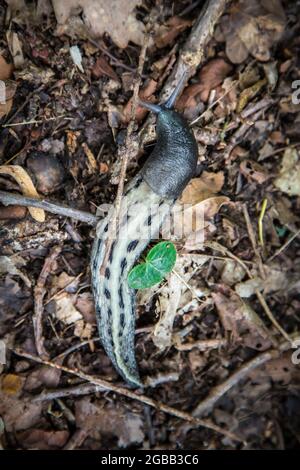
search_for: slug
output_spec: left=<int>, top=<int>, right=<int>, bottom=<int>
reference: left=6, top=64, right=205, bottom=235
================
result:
left=91, top=78, right=198, bottom=387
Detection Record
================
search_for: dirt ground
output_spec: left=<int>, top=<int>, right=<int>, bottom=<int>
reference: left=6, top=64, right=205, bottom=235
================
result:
left=0, top=0, right=300, bottom=450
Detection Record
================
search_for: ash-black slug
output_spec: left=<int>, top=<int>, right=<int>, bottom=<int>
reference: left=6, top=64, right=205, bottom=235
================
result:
left=91, top=78, right=198, bottom=387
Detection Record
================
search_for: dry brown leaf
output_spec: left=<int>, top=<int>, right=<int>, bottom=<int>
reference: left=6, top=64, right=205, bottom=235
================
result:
left=177, top=58, right=233, bottom=110
left=92, top=55, right=119, bottom=82
left=0, top=165, right=45, bottom=222
left=240, top=160, right=270, bottom=184
left=17, top=429, right=69, bottom=450
left=0, top=54, right=13, bottom=80
left=180, top=172, right=225, bottom=205
left=274, top=148, right=300, bottom=196
left=1, top=374, right=24, bottom=396
left=220, top=0, right=286, bottom=64
left=0, top=393, right=42, bottom=432
left=6, top=30, right=24, bottom=69
left=123, top=79, right=158, bottom=123
left=212, top=287, right=272, bottom=350
left=0, top=98, right=13, bottom=118
left=237, top=78, right=267, bottom=113
left=154, top=16, right=192, bottom=49
left=52, top=0, right=144, bottom=49
left=55, top=293, right=83, bottom=325
left=75, top=398, right=144, bottom=447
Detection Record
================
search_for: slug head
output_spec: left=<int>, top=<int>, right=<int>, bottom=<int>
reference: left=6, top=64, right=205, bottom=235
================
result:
left=139, top=78, right=198, bottom=199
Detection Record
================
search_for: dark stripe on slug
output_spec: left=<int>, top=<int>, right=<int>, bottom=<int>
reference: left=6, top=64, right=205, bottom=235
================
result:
left=107, top=307, right=112, bottom=318
left=109, top=241, right=116, bottom=262
left=146, top=215, right=152, bottom=226
left=105, top=267, right=110, bottom=279
left=104, top=223, right=109, bottom=232
left=127, top=240, right=139, bottom=252
left=104, top=288, right=111, bottom=299
left=120, top=258, right=127, bottom=274
left=120, top=312, right=125, bottom=328
left=118, top=287, right=124, bottom=309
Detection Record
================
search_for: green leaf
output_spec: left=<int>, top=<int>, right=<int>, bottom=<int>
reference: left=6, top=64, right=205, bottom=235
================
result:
left=128, top=263, right=163, bottom=290
left=128, top=241, right=177, bottom=290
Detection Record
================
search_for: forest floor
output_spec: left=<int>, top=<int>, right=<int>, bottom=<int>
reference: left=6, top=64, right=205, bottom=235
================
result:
left=0, top=0, right=300, bottom=450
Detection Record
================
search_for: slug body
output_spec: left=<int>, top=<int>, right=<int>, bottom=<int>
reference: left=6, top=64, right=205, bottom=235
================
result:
left=91, top=88, right=198, bottom=387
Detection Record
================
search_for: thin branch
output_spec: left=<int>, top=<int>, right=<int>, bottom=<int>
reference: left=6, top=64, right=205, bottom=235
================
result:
left=12, top=348, right=242, bottom=443
left=33, top=246, right=62, bottom=358
left=0, top=190, right=97, bottom=226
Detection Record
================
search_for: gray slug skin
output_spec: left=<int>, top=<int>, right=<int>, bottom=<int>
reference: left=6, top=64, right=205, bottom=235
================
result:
left=91, top=103, right=198, bottom=387
left=141, top=108, right=198, bottom=199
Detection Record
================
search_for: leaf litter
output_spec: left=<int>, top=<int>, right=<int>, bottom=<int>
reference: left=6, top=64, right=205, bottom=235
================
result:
left=0, top=0, right=299, bottom=451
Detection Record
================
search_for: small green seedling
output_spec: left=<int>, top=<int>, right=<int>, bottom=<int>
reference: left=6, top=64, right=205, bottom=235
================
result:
left=128, top=241, right=177, bottom=289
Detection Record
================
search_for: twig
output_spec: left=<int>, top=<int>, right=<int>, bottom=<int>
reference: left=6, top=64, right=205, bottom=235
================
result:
left=33, top=246, right=62, bottom=358
left=2, top=84, right=44, bottom=126
left=0, top=190, right=97, bottom=225
left=175, top=338, right=227, bottom=352
left=159, top=0, right=229, bottom=104
left=2, top=116, right=72, bottom=128
left=192, top=339, right=292, bottom=417
left=99, top=31, right=150, bottom=276
left=12, top=348, right=242, bottom=443
left=268, top=228, right=300, bottom=262
left=33, top=383, right=104, bottom=402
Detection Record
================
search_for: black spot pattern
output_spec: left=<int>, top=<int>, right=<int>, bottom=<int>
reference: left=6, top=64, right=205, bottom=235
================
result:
left=119, top=287, right=124, bottom=309
left=146, top=215, right=152, bottom=226
left=104, top=288, right=111, bottom=299
left=105, top=267, right=110, bottom=279
left=120, top=313, right=125, bottom=328
left=127, top=240, right=139, bottom=252
left=109, top=241, right=116, bottom=262
left=120, top=258, right=127, bottom=274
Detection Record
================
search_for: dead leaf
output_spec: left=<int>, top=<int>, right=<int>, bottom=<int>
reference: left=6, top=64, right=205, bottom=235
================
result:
left=24, top=366, right=62, bottom=391
left=237, top=78, right=267, bottom=112
left=92, top=55, right=119, bottom=82
left=212, top=287, right=272, bottom=350
left=52, top=0, right=145, bottom=49
left=0, top=392, right=42, bottom=432
left=0, top=165, right=45, bottom=222
left=1, top=374, right=24, bottom=396
left=180, top=172, right=225, bottom=205
left=240, top=160, right=270, bottom=184
left=55, top=293, right=83, bottom=325
left=177, top=58, right=233, bottom=110
left=17, top=429, right=69, bottom=450
left=6, top=30, right=24, bottom=69
left=75, top=398, right=144, bottom=447
left=274, top=148, right=300, bottom=196
left=154, top=16, right=192, bottom=49
left=123, top=79, right=158, bottom=123
left=0, top=255, right=31, bottom=287
left=0, top=54, right=13, bottom=80
left=0, top=98, right=13, bottom=118
left=220, top=0, right=286, bottom=64
left=75, top=292, right=96, bottom=324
